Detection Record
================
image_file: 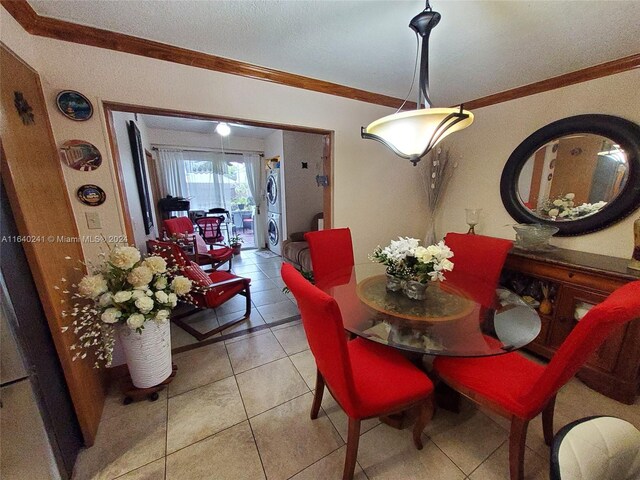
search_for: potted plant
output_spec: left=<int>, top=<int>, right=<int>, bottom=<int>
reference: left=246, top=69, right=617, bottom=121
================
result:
left=229, top=234, right=244, bottom=255
left=60, top=245, right=194, bottom=388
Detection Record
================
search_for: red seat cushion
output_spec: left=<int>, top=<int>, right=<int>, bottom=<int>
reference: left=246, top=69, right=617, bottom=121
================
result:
left=204, top=270, right=248, bottom=307
left=434, top=352, right=545, bottom=419
left=345, top=338, right=434, bottom=419
left=183, top=262, right=248, bottom=308
left=208, top=246, right=233, bottom=261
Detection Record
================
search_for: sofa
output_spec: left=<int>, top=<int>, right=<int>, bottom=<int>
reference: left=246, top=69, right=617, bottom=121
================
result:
left=281, top=213, right=323, bottom=272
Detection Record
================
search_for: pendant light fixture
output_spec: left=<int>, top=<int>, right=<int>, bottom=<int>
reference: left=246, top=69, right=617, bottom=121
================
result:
left=361, top=1, right=474, bottom=166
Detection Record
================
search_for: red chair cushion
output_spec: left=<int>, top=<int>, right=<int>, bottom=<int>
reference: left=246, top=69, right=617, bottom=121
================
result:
left=184, top=261, right=214, bottom=286
left=183, top=262, right=247, bottom=308
left=443, top=233, right=513, bottom=307
left=204, top=271, right=247, bottom=307
left=208, top=246, right=233, bottom=261
left=434, top=352, right=545, bottom=419
left=164, top=217, right=194, bottom=236
left=347, top=338, right=433, bottom=419
left=304, top=228, right=355, bottom=283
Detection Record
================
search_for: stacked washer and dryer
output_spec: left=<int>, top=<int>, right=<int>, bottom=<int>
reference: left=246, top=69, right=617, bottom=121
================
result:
left=266, top=168, right=283, bottom=255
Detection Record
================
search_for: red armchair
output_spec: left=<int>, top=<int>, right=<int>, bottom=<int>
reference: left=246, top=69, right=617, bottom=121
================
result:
left=282, top=263, right=434, bottom=480
left=433, top=280, right=640, bottom=480
left=147, top=240, right=251, bottom=340
left=304, top=228, right=355, bottom=284
left=163, top=217, right=233, bottom=272
left=443, top=232, right=514, bottom=307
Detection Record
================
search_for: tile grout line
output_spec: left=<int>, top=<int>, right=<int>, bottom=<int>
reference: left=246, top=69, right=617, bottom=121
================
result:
left=426, top=435, right=470, bottom=478
left=226, top=341, right=269, bottom=480
left=466, top=439, right=507, bottom=478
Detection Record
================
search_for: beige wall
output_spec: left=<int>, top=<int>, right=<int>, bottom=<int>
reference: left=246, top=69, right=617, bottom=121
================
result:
left=282, top=131, right=325, bottom=235
left=439, top=68, right=640, bottom=258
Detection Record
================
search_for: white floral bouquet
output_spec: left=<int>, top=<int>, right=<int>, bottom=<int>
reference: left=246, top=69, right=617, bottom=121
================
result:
left=539, top=193, right=607, bottom=220
left=60, top=245, right=193, bottom=366
left=370, top=237, right=454, bottom=283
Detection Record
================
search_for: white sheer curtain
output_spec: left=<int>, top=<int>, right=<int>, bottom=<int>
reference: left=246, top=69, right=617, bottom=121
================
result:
left=182, top=151, right=228, bottom=211
left=156, top=149, right=188, bottom=199
left=244, top=153, right=266, bottom=249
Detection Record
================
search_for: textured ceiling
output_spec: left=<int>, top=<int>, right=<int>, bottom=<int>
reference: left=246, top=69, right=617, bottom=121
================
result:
left=29, top=0, right=640, bottom=106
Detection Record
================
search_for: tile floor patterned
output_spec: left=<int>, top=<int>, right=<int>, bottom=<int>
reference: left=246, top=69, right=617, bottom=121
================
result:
left=75, top=250, right=640, bottom=479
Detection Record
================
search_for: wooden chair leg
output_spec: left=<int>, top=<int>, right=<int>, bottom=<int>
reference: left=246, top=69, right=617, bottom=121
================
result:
left=509, top=417, right=529, bottom=480
left=542, top=395, right=556, bottom=446
left=412, top=395, right=434, bottom=450
left=343, top=417, right=361, bottom=480
left=310, top=370, right=325, bottom=420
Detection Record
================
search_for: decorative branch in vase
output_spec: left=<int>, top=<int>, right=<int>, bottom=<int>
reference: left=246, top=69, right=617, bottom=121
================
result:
left=420, top=145, right=458, bottom=245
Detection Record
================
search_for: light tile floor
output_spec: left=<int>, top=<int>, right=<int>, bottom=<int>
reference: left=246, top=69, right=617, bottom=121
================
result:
left=75, top=317, right=640, bottom=479
left=77, top=251, right=640, bottom=479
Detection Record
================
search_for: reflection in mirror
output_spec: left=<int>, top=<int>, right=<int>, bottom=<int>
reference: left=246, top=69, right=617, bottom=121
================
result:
left=517, top=134, right=628, bottom=221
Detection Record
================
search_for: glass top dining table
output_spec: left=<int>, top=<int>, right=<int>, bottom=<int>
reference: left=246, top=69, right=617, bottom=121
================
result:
left=315, top=265, right=541, bottom=357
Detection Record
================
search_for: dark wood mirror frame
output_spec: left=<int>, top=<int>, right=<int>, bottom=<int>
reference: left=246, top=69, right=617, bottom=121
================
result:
left=501, top=114, right=640, bottom=236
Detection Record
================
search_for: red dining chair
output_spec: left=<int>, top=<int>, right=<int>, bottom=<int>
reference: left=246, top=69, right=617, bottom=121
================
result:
left=304, top=228, right=355, bottom=283
left=443, top=233, right=514, bottom=307
left=163, top=217, right=233, bottom=271
left=147, top=240, right=251, bottom=340
left=282, top=263, right=434, bottom=480
left=433, top=280, right=640, bottom=480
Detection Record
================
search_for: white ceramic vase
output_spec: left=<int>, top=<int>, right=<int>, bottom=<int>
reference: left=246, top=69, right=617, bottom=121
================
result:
left=119, top=321, right=172, bottom=388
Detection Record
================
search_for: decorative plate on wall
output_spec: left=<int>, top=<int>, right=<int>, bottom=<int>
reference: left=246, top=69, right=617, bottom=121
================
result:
left=56, top=90, right=93, bottom=121
left=59, top=139, right=102, bottom=171
left=77, top=184, right=106, bottom=206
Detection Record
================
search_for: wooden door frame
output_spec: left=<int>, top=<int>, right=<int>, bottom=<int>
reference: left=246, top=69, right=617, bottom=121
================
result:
left=145, top=148, right=163, bottom=232
left=1, top=45, right=106, bottom=446
left=103, top=102, right=333, bottom=242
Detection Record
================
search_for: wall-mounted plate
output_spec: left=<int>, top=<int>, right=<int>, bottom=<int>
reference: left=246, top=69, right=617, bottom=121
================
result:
left=59, top=139, right=102, bottom=171
left=56, top=90, right=93, bottom=121
left=77, top=184, right=106, bottom=206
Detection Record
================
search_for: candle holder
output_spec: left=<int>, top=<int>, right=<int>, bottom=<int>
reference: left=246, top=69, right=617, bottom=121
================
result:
left=465, top=208, right=482, bottom=234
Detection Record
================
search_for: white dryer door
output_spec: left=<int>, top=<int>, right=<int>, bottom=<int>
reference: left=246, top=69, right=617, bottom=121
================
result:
left=268, top=216, right=280, bottom=247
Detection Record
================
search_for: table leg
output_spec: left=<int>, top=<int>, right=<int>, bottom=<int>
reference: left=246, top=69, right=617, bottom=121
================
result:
left=435, top=381, right=461, bottom=413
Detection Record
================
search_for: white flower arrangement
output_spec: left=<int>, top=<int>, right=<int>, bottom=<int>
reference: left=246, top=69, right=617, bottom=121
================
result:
left=370, top=237, right=454, bottom=283
left=539, top=193, right=607, bottom=220
left=60, top=245, right=193, bottom=367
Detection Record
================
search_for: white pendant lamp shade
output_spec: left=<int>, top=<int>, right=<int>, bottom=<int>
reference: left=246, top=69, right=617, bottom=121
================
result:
left=362, top=107, right=474, bottom=161
left=361, top=1, right=474, bottom=165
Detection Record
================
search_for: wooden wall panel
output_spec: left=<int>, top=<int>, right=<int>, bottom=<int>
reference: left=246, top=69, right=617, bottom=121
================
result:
left=0, top=44, right=105, bottom=446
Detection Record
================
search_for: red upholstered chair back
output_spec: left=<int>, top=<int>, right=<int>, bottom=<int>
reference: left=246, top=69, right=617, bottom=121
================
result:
left=526, top=281, right=640, bottom=413
left=146, top=239, right=190, bottom=268
left=196, top=216, right=225, bottom=244
left=443, top=233, right=513, bottom=307
left=304, top=228, right=355, bottom=283
left=164, top=217, right=194, bottom=236
left=281, top=263, right=357, bottom=412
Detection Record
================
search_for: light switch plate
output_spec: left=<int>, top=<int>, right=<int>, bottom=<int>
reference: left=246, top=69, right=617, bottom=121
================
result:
left=86, top=212, right=101, bottom=229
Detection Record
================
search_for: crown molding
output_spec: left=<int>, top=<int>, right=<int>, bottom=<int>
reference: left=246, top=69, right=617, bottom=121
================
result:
left=464, top=53, right=640, bottom=110
left=2, top=0, right=638, bottom=112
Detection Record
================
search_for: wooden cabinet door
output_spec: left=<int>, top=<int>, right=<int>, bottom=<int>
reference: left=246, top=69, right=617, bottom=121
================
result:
left=551, top=285, right=625, bottom=373
left=1, top=45, right=105, bottom=445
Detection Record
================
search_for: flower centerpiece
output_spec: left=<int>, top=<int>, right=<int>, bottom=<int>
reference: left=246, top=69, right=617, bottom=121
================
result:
left=61, top=245, right=194, bottom=388
left=370, top=237, right=454, bottom=299
left=539, top=193, right=607, bottom=220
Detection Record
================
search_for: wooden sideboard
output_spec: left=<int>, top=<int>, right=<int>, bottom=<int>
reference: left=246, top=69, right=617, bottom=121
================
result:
left=502, top=247, right=640, bottom=404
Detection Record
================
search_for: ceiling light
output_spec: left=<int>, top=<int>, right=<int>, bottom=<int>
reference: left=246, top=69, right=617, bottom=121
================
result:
left=361, top=1, right=473, bottom=165
left=216, top=122, right=231, bottom=136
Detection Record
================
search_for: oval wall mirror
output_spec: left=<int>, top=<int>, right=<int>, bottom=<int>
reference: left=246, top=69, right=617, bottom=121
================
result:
left=501, top=115, right=640, bottom=236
